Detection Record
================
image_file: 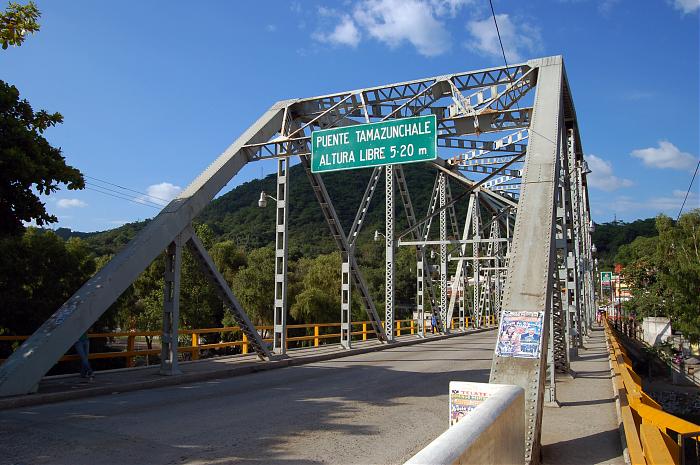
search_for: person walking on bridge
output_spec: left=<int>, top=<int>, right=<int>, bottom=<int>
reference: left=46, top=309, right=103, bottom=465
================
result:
left=431, top=314, right=438, bottom=334
left=74, top=332, right=94, bottom=382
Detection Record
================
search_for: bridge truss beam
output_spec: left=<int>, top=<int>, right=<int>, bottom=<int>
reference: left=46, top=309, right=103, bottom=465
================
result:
left=0, top=60, right=593, bottom=465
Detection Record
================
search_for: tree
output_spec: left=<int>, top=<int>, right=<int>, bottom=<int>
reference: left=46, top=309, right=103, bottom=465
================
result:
left=1, top=1, right=40, bottom=49
left=0, top=229, right=96, bottom=338
left=1, top=2, right=84, bottom=236
left=616, top=210, right=700, bottom=342
left=290, top=253, right=342, bottom=323
left=655, top=211, right=700, bottom=341
left=231, top=246, right=276, bottom=326
left=0, top=81, right=84, bottom=235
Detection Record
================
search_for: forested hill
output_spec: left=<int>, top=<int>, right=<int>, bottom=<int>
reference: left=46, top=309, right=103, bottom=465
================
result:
left=591, top=218, right=657, bottom=269
left=72, top=163, right=656, bottom=263
left=79, top=163, right=470, bottom=257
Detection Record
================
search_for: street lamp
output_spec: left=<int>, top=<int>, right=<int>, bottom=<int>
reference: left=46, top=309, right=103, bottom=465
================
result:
left=258, top=191, right=277, bottom=208
left=591, top=243, right=597, bottom=254
left=582, top=160, right=592, bottom=175
left=374, top=230, right=385, bottom=242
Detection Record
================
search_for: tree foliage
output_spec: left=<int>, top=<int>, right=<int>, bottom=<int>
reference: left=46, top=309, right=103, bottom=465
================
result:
left=593, top=217, right=657, bottom=270
left=617, top=210, right=700, bottom=341
left=0, top=80, right=84, bottom=235
left=0, top=228, right=96, bottom=338
left=0, top=1, right=40, bottom=49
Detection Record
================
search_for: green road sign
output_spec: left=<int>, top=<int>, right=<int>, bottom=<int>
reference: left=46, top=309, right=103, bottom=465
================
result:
left=601, top=271, right=612, bottom=287
left=311, top=115, right=437, bottom=173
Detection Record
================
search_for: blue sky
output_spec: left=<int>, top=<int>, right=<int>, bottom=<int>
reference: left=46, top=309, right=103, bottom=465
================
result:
left=3, top=0, right=699, bottom=232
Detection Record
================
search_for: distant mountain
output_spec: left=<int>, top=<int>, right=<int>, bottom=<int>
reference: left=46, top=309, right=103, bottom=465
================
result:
left=78, top=163, right=469, bottom=257
left=591, top=218, right=658, bottom=269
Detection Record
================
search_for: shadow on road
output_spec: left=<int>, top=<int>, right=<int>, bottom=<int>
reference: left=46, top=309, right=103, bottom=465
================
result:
left=1, top=336, right=495, bottom=465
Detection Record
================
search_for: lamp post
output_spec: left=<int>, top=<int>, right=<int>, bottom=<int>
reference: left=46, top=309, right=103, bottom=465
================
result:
left=258, top=191, right=277, bottom=208
left=373, top=230, right=385, bottom=242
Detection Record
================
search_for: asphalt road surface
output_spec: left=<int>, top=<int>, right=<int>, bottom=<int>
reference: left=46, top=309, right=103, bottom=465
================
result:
left=1, top=330, right=496, bottom=465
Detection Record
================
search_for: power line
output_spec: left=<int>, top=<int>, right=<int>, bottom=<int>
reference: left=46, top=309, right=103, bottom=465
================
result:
left=489, top=0, right=510, bottom=73
left=85, top=181, right=164, bottom=208
left=84, top=175, right=170, bottom=202
left=676, top=159, right=700, bottom=221
left=84, top=186, right=161, bottom=210
left=486, top=0, right=557, bottom=148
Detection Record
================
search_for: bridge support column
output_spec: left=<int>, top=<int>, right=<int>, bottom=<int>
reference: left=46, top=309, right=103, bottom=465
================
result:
left=439, top=173, right=448, bottom=333
left=385, top=165, right=395, bottom=342
left=160, top=233, right=184, bottom=376
left=416, top=251, right=425, bottom=337
left=273, top=158, right=289, bottom=355
left=341, top=252, right=352, bottom=349
left=489, top=56, right=566, bottom=465
left=471, top=192, right=481, bottom=328
left=459, top=275, right=466, bottom=330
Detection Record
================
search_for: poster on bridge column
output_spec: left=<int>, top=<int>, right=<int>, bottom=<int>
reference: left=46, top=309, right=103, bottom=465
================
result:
left=495, top=310, right=544, bottom=359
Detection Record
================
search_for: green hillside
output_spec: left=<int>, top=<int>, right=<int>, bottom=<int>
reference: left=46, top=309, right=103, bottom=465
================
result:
left=83, top=162, right=469, bottom=257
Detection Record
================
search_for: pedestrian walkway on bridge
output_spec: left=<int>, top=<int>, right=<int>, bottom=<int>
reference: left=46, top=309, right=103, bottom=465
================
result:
left=541, top=326, right=624, bottom=464
left=1, top=328, right=624, bottom=464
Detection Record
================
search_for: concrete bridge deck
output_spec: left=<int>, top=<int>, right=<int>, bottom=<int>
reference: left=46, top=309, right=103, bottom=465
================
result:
left=0, top=328, right=623, bottom=465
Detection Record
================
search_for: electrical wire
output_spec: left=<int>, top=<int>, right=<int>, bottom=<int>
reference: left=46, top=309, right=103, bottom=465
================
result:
left=489, top=0, right=510, bottom=75
left=84, top=186, right=161, bottom=209
left=487, top=0, right=558, bottom=148
left=676, top=159, right=700, bottom=221
left=86, top=182, right=165, bottom=208
left=84, top=175, right=170, bottom=202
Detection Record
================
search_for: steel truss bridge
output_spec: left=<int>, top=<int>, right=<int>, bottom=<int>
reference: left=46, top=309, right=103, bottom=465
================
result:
left=0, top=55, right=595, bottom=464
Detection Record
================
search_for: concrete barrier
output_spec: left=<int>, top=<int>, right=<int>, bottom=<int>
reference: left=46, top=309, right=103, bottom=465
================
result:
left=405, top=383, right=524, bottom=465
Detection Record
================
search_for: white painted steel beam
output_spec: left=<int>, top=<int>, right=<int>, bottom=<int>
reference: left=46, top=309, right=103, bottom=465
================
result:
left=0, top=102, right=287, bottom=397
left=489, top=56, right=566, bottom=465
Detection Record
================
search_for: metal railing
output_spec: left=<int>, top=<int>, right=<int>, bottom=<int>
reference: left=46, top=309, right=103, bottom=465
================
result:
left=0, top=316, right=497, bottom=369
left=605, top=318, right=700, bottom=465
left=611, top=317, right=699, bottom=387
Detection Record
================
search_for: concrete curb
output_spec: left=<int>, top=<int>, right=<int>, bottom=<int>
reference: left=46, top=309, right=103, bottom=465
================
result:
left=0, top=328, right=495, bottom=411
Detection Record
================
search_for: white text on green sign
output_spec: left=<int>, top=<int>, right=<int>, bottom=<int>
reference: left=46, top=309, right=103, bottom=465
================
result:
left=311, top=115, right=437, bottom=173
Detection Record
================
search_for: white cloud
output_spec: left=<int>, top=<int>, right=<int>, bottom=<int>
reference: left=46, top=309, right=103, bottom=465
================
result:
left=598, top=0, right=620, bottom=15
left=620, top=90, right=655, bottom=101
left=556, top=0, right=620, bottom=15
left=671, top=0, right=700, bottom=14
left=430, top=0, right=473, bottom=17
left=631, top=141, right=697, bottom=170
left=586, top=154, right=633, bottom=192
left=609, top=191, right=698, bottom=214
left=137, top=182, right=182, bottom=206
left=57, top=198, right=87, bottom=209
left=466, top=14, right=542, bottom=62
left=265, top=24, right=277, bottom=32
left=354, top=0, right=453, bottom=56
left=312, top=0, right=473, bottom=57
left=673, top=189, right=698, bottom=198
left=313, top=15, right=361, bottom=47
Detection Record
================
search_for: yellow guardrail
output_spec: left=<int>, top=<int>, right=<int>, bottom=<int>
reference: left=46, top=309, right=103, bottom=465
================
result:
left=605, top=318, right=700, bottom=465
left=0, top=315, right=495, bottom=368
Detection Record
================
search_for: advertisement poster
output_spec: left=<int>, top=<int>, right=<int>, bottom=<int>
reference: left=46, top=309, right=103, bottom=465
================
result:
left=448, top=381, right=495, bottom=427
left=495, top=310, right=544, bottom=359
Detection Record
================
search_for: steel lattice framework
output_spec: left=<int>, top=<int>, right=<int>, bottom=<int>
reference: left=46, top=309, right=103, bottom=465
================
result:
left=0, top=56, right=594, bottom=465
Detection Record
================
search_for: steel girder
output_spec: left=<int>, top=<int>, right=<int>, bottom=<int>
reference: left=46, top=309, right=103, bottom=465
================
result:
left=0, top=57, right=593, bottom=448
left=488, top=56, right=591, bottom=465
left=0, top=102, right=288, bottom=397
